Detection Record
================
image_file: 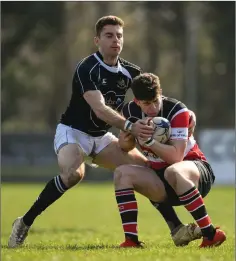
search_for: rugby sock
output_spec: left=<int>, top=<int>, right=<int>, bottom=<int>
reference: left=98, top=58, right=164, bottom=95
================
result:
left=150, top=200, right=182, bottom=232
left=115, top=188, right=138, bottom=243
left=23, top=175, right=68, bottom=226
left=178, top=186, right=215, bottom=240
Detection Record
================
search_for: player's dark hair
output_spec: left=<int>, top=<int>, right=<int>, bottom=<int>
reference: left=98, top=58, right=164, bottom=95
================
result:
left=131, top=73, right=161, bottom=101
left=95, top=15, right=124, bottom=36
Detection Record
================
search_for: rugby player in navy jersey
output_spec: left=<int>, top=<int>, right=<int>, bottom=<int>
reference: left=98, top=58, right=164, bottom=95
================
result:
left=115, top=73, right=226, bottom=248
left=8, top=16, right=197, bottom=248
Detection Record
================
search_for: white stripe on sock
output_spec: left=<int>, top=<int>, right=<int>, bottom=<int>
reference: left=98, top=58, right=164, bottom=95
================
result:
left=120, top=209, right=138, bottom=214
left=196, top=214, right=209, bottom=222
left=122, top=222, right=137, bottom=225
left=54, top=177, right=64, bottom=193
left=185, top=195, right=201, bottom=206
left=118, top=201, right=137, bottom=205
left=179, top=188, right=198, bottom=200
left=56, top=176, right=66, bottom=192
left=116, top=193, right=134, bottom=197
left=124, top=232, right=137, bottom=236
left=200, top=223, right=212, bottom=229
left=189, top=204, right=204, bottom=213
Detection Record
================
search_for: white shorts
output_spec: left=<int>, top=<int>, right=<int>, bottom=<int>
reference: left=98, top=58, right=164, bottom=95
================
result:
left=54, top=123, right=117, bottom=157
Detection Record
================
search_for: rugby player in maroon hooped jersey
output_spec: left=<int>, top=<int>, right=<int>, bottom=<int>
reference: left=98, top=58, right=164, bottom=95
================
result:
left=115, top=73, right=226, bottom=248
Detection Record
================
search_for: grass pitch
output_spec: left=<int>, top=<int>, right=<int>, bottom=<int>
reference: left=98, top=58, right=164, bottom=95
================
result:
left=1, top=183, right=235, bottom=261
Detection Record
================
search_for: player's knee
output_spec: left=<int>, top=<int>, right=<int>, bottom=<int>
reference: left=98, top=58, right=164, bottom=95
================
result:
left=114, top=165, right=126, bottom=185
left=114, top=165, right=133, bottom=186
left=62, top=168, right=85, bottom=188
left=60, top=162, right=85, bottom=188
left=164, top=165, right=180, bottom=187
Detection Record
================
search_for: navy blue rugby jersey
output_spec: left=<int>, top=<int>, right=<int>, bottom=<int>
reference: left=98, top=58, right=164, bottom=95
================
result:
left=122, top=96, right=188, bottom=125
left=60, top=51, right=141, bottom=136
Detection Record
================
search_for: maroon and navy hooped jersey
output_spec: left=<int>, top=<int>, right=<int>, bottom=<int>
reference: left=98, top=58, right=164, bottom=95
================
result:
left=122, top=96, right=206, bottom=170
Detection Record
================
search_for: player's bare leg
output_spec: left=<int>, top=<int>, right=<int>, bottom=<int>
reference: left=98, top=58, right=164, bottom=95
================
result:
left=8, top=144, right=85, bottom=248
left=92, top=139, right=149, bottom=170
left=57, top=144, right=85, bottom=187
left=164, top=161, right=226, bottom=247
left=114, top=164, right=167, bottom=247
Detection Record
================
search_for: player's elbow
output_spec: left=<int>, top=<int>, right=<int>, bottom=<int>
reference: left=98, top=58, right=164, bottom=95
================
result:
left=165, top=144, right=186, bottom=164
left=93, top=104, right=107, bottom=119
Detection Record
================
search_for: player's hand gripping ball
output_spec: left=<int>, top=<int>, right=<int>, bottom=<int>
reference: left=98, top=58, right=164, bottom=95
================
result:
left=149, top=117, right=171, bottom=144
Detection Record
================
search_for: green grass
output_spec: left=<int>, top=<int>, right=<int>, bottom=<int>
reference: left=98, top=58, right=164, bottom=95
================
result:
left=1, top=183, right=235, bottom=261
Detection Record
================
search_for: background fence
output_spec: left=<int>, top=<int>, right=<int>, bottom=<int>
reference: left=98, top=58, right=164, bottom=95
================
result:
left=2, top=130, right=234, bottom=184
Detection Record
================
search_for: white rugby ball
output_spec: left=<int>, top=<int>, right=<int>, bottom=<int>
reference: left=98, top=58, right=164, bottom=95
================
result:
left=150, top=117, right=171, bottom=144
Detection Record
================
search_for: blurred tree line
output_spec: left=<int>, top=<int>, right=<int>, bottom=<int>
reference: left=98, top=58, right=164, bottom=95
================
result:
left=1, top=1, right=235, bottom=133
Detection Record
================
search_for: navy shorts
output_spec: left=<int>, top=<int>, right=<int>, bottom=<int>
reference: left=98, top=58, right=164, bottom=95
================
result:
left=155, top=160, right=215, bottom=206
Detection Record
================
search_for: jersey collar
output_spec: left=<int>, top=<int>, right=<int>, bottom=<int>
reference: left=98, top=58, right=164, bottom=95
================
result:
left=94, top=51, right=122, bottom=73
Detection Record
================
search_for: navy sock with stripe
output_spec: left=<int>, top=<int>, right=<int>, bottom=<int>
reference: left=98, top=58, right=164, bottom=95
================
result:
left=150, top=200, right=182, bottom=232
left=23, top=175, right=68, bottom=226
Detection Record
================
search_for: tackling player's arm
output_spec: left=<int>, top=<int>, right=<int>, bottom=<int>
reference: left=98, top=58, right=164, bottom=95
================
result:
left=118, top=118, right=154, bottom=152
left=118, top=105, right=136, bottom=152
left=84, top=90, right=126, bottom=130
left=143, top=109, right=190, bottom=164
left=78, top=65, right=153, bottom=138
left=84, top=90, right=153, bottom=139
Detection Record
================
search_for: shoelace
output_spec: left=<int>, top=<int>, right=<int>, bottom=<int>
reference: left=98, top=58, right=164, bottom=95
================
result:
left=187, top=223, right=198, bottom=238
left=188, top=222, right=197, bottom=229
left=16, top=232, right=28, bottom=243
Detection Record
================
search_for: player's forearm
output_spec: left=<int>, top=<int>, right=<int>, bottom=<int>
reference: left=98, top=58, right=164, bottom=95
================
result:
left=149, top=141, right=184, bottom=164
left=94, top=105, right=126, bottom=130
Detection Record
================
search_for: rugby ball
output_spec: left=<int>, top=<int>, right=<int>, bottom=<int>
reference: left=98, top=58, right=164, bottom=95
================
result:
left=150, top=117, right=171, bottom=144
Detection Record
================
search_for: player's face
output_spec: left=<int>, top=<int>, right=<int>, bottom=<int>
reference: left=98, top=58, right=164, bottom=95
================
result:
left=95, top=25, right=123, bottom=57
left=137, top=95, right=162, bottom=117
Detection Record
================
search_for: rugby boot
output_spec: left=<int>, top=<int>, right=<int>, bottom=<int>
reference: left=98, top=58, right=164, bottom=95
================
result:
left=172, top=223, right=202, bottom=246
left=8, top=217, right=30, bottom=248
left=199, top=227, right=226, bottom=248
left=120, top=237, right=144, bottom=248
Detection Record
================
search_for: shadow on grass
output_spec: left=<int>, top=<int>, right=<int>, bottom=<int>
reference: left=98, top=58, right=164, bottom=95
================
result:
left=2, top=227, right=97, bottom=237
left=30, top=227, right=97, bottom=234
left=2, top=243, right=120, bottom=251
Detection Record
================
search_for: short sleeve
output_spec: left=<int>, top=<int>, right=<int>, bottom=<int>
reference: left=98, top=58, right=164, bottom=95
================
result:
left=74, top=63, right=98, bottom=94
left=170, top=108, right=190, bottom=140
